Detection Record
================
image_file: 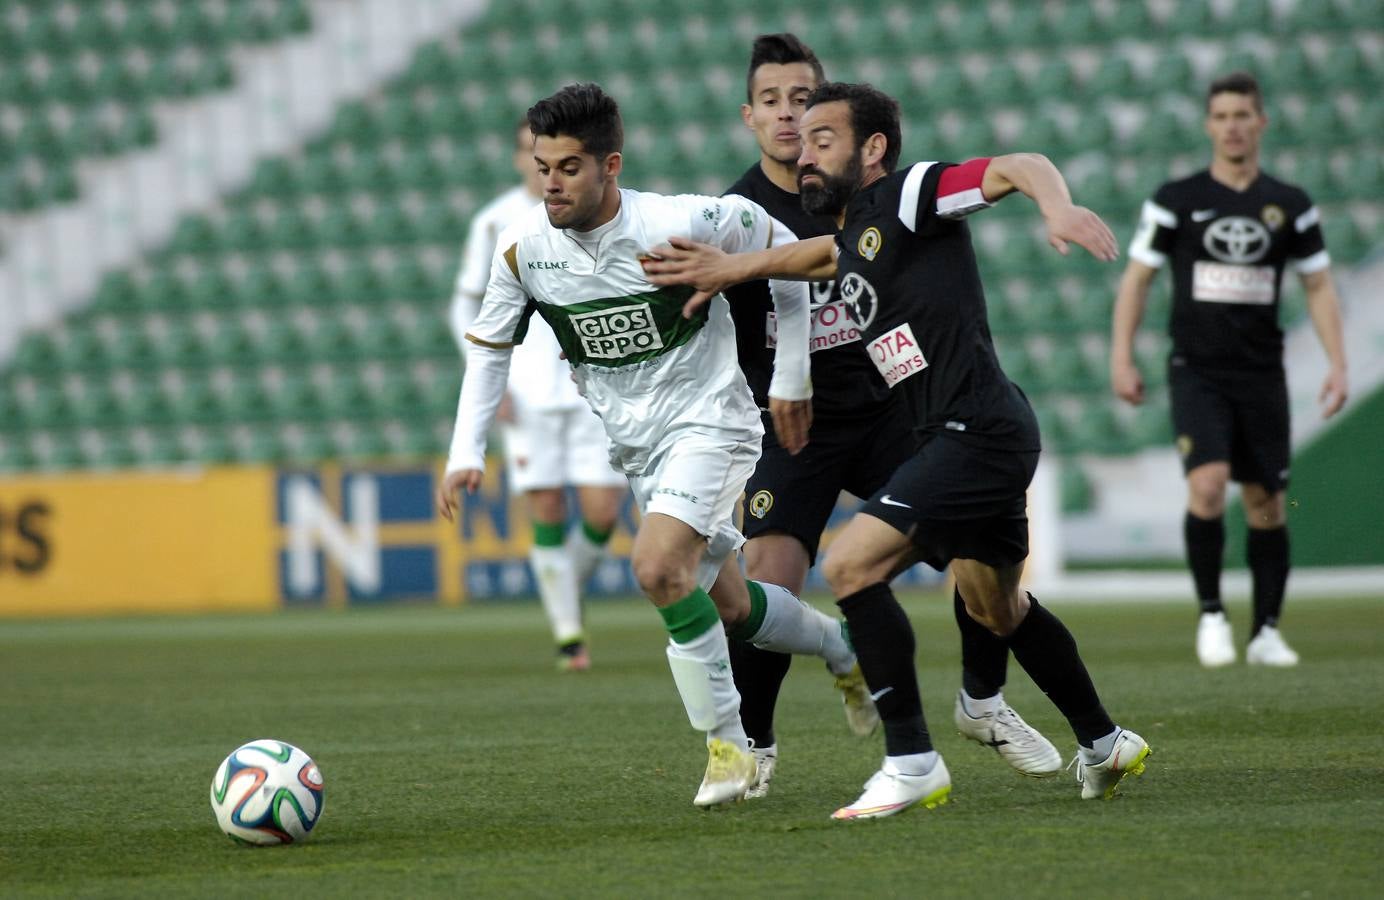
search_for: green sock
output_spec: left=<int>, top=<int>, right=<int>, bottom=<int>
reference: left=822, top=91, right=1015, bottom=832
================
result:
left=581, top=520, right=614, bottom=546
left=657, top=588, right=721, bottom=643
left=533, top=521, right=566, bottom=548
left=728, top=580, right=768, bottom=642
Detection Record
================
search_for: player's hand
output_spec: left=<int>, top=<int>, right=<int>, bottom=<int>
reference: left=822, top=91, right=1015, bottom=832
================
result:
left=1111, top=360, right=1144, bottom=405
left=769, top=397, right=812, bottom=455
left=435, top=468, right=482, bottom=522
left=1045, top=204, right=1119, bottom=262
left=640, top=237, right=737, bottom=318
left=1319, top=367, right=1348, bottom=418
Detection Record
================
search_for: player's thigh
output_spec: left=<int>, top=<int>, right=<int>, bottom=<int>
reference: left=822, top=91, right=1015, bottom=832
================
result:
left=821, top=512, right=919, bottom=594
left=1229, top=374, right=1290, bottom=494
left=951, top=558, right=1027, bottom=635
left=742, top=415, right=848, bottom=566
left=743, top=532, right=811, bottom=596
left=629, top=512, right=712, bottom=603
left=1170, top=364, right=1235, bottom=475
left=524, top=487, right=566, bottom=525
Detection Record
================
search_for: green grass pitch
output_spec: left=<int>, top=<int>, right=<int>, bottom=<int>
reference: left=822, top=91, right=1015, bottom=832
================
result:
left=3, top=591, right=1383, bottom=897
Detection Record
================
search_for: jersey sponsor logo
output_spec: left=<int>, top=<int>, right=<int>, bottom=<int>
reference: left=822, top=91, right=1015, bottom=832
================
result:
left=1191, top=208, right=1217, bottom=223
left=1192, top=260, right=1275, bottom=304
left=740, top=210, right=754, bottom=229
left=765, top=300, right=863, bottom=352
left=839, top=272, right=879, bottom=330
left=857, top=226, right=882, bottom=261
left=1261, top=204, right=1285, bottom=231
left=527, top=260, right=570, bottom=270
left=570, top=302, right=666, bottom=359
left=867, top=323, right=928, bottom=388
left=748, top=490, right=774, bottom=519
left=1202, top=216, right=1271, bottom=264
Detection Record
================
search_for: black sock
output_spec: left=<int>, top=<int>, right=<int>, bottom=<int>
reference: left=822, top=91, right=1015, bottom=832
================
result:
left=1184, top=512, right=1225, bottom=614
left=837, top=583, right=931, bottom=755
left=954, top=587, right=1008, bottom=699
left=1247, top=526, right=1290, bottom=636
left=1006, top=595, right=1114, bottom=747
left=727, top=638, right=791, bottom=749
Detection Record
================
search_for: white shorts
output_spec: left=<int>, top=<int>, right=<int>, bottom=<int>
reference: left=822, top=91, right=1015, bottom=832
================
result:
left=501, top=403, right=627, bottom=494
left=628, top=428, right=761, bottom=593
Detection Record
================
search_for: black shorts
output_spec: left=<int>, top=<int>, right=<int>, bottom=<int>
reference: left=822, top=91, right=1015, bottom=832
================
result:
left=860, top=435, right=1036, bottom=572
left=742, top=408, right=916, bottom=563
left=1169, top=361, right=1290, bottom=491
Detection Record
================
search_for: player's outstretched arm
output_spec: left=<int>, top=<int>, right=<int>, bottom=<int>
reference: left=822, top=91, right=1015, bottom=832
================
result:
left=981, top=153, right=1119, bottom=262
left=1301, top=267, right=1349, bottom=418
left=1110, top=261, right=1157, bottom=406
left=643, top=234, right=838, bottom=318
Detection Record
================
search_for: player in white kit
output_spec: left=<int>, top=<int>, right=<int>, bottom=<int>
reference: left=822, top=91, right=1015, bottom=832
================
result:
left=449, top=121, right=627, bottom=672
left=436, top=84, right=875, bottom=807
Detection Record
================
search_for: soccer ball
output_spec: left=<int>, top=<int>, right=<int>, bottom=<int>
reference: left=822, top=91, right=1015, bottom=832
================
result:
left=210, top=739, right=324, bottom=845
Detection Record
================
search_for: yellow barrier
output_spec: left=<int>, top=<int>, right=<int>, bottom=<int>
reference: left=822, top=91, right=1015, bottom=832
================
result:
left=0, top=467, right=278, bottom=616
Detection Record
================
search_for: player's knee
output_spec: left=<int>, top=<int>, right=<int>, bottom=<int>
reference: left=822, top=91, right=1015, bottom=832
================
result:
left=960, top=588, right=1028, bottom=636
left=1187, top=473, right=1228, bottom=516
left=631, top=554, right=694, bottom=604
left=821, top=550, right=869, bottom=597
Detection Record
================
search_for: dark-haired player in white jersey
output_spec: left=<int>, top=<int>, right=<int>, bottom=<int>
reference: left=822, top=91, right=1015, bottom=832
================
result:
left=646, top=82, right=1150, bottom=819
left=723, top=34, right=1058, bottom=798
left=1111, top=72, right=1348, bottom=669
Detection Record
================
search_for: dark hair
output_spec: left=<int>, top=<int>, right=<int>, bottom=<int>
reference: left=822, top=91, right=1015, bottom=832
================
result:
left=806, top=82, right=902, bottom=173
left=1206, top=70, right=1263, bottom=113
left=527, top=83, right=623, bottom=159
left=746, top=33, right=826, bottom=102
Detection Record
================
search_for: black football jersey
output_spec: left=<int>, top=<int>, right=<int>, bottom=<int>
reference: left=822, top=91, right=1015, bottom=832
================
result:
left=1130, top=169, right=1328, bottom=371
left=724, top=164, right=893, bottom=418
left=833, top=160, right=1040, bottom=451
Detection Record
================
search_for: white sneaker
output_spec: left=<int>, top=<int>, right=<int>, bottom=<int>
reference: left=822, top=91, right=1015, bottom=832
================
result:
left=831, top=757, right=952, bottom=821
left=745, top=743, right=777, bottom=800
left=832, top=663, right=881, bottom=736
left=692, top=738, right=756, bottom=807
left=1196, top=611, right=1236, bottom=667
left=1075, top=729, right=1150, bottom=800
left=1246, top=626, right=1299, bottom=667
left=953, top=692, right=1062, bottom=777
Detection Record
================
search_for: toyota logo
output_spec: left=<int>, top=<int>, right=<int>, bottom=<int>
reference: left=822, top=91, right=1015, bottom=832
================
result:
left=839, top=272, right=879, bottom=329
left=1203, top=216, right=1270, bottom=264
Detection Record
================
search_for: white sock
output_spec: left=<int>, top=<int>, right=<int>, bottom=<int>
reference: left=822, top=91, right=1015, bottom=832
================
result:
left=747, top=581, right=856, bottom=674
left=566, top=525, right=609, bottom=588
left=886, top=750, right=940, bottom=777
left=666, top=627, right=748, bottom=749
left=960, top=688, right=1003, bottom=718
left=1081, top=727, right=1123, bottom=763
left=530, top=544, right=583, bottom=645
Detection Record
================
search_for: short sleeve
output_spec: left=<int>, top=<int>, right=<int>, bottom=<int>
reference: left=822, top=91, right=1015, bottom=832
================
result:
left=1286, top=197, right=1330, bottom=274
left=1128, top=184, right=1179, bottom=269
left=895, top=160, right=994, bottom=236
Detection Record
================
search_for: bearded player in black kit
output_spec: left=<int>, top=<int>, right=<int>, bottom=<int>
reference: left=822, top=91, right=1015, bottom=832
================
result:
left=722, top=35, right=1059, bottom=799
left=1111, top=72, right=1348, bottom=669
left=646, top=82, right=1149, bottom=819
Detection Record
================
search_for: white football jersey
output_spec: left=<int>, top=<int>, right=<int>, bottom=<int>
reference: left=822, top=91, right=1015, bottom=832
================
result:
left=448, top=189, right=810, bottom=475
left=449, top=185, right=583, bottom=411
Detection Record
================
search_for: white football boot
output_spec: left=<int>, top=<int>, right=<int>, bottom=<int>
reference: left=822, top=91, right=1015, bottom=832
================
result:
left=954, top=692, right=1062, bottom=777
left=745, top=742, right=777, bottom=800
left=1246, top=625, right=1299, bottom=667
left=1074, top=729, right=1151, bottom=800
left=831, top=756, right=952, bottom=821
left=1196, top=611, right=1236, bottom=667
left=692, top=739, right=756, bottom=807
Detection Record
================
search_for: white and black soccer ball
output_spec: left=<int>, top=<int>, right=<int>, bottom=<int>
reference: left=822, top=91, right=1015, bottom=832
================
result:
left=210, top=739, right=324, bottom=845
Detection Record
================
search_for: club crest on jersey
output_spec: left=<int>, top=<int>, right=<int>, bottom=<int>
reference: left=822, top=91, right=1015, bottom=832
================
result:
left=570, top=302, right=665, bottom=359
left=857, top=227, right=883, bottom=261
left=1260, top=204, right=1285, bottom=231
left=748, top=490, right=774, bottom=519
left=1203, top=217, right=1270, bottom=264
left=1177, top=434, right=1194, bottom=458
left=839, top=272, right=879, bottom=330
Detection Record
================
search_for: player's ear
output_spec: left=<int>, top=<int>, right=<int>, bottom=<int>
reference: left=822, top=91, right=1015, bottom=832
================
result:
left=603, top=151, right=622, bottom=180
left=863, top=132, right=888, bottom=169
left=741, top=103, right=754, bottom=129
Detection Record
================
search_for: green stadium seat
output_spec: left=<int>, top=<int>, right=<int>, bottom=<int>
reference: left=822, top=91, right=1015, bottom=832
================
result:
left=287, top=263, right=338, bottom=306
left=0, top=440, right=38, bottom=472
left=198, top=430, right=236, bottom=464
left=1086, top=56, right=1140, bottom=101
left=1050, top=5, right=1103, bottom=44
left=56, top=325, right=107, bottom=370
left=344, top=428, right=390, bottom=461
left=1060, top=463, right=1095, bottom=514
left=993, top=4, right=1052, bottom=48
left=270, top=206, right=322, bottom=250
left=260, top=322, right=311, bottom=364
left=235, top=265, right=288, bottom=308
left=271, top=372, right=323, bottom=422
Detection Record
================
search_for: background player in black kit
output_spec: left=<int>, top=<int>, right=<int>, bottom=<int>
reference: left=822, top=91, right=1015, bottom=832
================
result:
left=1111, top=72, right=1348, bottom=669
left=646, top=83, right=1150, bottom=819
left=722, top=34, right=1058, bottom=798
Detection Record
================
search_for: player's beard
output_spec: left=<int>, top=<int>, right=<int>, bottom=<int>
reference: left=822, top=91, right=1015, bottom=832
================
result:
left=799, top=152, right=863, bottom=217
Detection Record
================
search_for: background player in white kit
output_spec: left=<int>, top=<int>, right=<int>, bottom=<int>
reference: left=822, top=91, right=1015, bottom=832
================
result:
left=436, top=83, right=872, bottom=807
left=449, top=120, right=627, bottom=672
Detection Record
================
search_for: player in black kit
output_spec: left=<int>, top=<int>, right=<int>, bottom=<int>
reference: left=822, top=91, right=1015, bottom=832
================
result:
left=1111, top=72, right=1348, bottom=669
left=722, top=35, right=1058, bottom=799
left=646, top=82, right=1150, bottom=819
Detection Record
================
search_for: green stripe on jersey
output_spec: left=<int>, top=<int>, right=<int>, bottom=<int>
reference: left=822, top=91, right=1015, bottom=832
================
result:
left=535, top=287, right=707, bottom=368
